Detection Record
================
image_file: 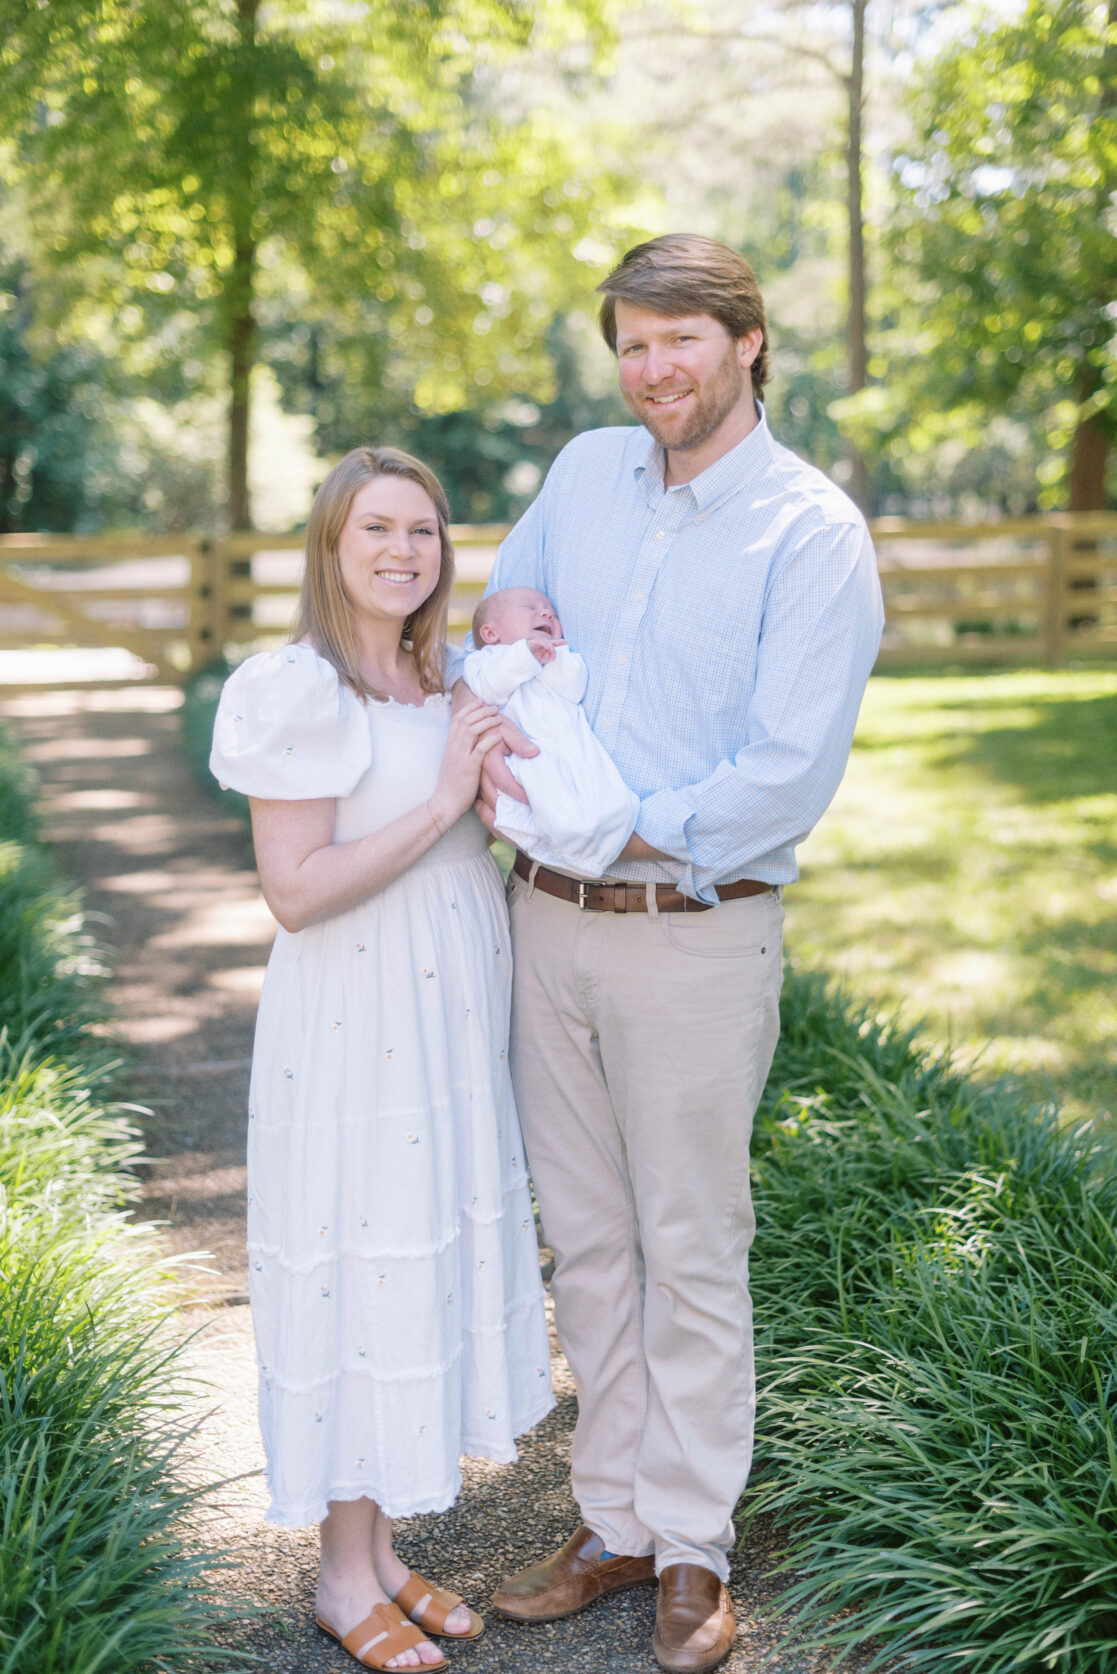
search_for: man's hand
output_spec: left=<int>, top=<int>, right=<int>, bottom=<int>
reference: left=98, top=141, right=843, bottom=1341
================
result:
left=476, top=714, right=538, bottom=825
left=613, top=831, right=671, bottom=864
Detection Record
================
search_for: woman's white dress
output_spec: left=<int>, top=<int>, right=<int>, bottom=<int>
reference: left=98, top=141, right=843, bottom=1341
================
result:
left=210, top=644, right=554, bottom=1528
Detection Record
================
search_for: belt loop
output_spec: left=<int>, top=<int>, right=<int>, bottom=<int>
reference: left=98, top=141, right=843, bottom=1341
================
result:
left=645, top=881, right=660, bottom=921
left=526, top=859, right=540, bottom=900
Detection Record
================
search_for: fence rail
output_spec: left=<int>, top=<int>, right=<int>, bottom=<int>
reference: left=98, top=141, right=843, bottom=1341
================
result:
left=1, top=514, right=1114, bottom=682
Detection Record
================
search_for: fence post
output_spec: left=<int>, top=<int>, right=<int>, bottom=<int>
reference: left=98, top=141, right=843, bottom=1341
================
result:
left=186, top=537, right=218, bottom=673
left=1044, top=519, right=1069, bottom=667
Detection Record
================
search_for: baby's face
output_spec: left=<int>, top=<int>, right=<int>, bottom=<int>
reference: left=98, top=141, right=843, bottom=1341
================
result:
left=481, top=588, right=563, bottom=646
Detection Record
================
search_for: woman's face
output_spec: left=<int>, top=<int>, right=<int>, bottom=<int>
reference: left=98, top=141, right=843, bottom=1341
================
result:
left=336, top=475, right=443, bottom=630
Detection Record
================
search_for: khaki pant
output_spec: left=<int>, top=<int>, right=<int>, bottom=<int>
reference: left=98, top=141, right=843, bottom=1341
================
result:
left=507, top=872, right=784, bottom=1578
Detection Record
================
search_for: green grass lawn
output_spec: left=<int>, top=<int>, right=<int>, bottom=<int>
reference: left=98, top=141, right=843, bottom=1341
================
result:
left=786, top=666, right=1117, bottom=1128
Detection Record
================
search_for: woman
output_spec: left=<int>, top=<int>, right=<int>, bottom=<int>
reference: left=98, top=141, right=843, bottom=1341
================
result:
left=209, top=447, right=554, bottom=1671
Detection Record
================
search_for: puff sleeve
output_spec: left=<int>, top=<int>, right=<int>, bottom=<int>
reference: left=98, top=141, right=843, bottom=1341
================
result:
left=209, top=644, right=371, bottom=800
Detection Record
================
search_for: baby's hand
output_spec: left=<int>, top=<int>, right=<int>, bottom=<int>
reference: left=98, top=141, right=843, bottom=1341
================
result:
left=527, top=635, right=566, bottom=664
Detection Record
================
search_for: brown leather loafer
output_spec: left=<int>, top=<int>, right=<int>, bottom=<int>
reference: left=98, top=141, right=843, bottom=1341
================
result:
left=492, top=1525, right=656, bottom=1622
left=652, top=1564, right=736, bottom=1673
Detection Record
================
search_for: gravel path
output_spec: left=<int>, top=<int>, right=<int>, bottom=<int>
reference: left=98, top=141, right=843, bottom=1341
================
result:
left=3, top=680, right=865, bottom=1674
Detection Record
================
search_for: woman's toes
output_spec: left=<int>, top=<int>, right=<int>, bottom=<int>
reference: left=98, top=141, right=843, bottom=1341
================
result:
left=443, top=1603, right=471, bottom=1635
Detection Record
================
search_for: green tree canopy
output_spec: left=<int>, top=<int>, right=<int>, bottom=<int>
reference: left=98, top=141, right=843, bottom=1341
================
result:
left=1, top=0, right=628, bottom=527
left=846, top=0, right=1116, bottom=509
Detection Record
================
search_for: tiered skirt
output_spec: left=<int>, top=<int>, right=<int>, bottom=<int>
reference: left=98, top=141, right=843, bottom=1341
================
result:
left=246, top=848, right=553, bottom=1527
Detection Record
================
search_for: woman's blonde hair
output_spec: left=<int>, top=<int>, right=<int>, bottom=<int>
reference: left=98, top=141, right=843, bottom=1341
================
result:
left=293, top=446, right=455, bottom=700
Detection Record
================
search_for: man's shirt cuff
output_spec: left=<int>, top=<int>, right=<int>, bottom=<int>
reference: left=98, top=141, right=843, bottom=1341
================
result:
left=636, top=790, right=718, bottom=904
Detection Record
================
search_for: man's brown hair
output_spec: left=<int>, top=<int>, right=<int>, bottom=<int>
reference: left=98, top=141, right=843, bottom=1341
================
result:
left=597, top=234, right=770, bottom=394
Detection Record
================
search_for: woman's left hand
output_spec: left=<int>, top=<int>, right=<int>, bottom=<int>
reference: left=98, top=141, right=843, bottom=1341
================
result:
left=428, top=696, right=505, bottom=831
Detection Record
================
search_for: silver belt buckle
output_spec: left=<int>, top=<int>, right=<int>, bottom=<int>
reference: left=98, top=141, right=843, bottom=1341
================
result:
left=576, top=880, right=589, bottom=909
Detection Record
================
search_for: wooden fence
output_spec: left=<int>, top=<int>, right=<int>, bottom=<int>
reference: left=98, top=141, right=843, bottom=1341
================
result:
left=0, top=514, right=1114, bottom=683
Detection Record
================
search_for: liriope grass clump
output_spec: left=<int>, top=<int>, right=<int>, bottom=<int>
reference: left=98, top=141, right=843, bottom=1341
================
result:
left=748, top=969, right=1117, bottom=1673
left=0, top=722, right=243, bottom=1671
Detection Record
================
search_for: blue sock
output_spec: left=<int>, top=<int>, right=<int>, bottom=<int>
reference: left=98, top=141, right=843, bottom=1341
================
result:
left=600, top=1550, right=617, bottom=1560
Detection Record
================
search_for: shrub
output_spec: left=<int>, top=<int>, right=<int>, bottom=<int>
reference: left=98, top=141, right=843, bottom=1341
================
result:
left=747, top=969, right=1117, bottom=1673
left=181, top=661, right=249, bottom=827
left=0, top=722, right=244, bottom=1672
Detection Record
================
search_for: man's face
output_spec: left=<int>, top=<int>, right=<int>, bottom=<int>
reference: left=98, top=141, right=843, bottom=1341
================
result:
left=613, top=302, right=761, bottom=457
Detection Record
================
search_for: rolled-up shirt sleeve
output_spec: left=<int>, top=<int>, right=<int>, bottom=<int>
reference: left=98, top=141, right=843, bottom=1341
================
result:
left=635, top=520, right=883, bottom=901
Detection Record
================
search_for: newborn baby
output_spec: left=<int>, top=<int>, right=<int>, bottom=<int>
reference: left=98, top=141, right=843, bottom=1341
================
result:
left=463, top=587, right=639, bottom=878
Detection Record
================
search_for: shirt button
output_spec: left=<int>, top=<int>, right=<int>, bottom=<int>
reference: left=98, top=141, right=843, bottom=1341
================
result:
left=619, top=654, right=627, bottom=665
left=635, top=591, right=644, bottom=602
left=656, top=529, right=667, bottom=539
left=695, top=513, right=705, bottom=523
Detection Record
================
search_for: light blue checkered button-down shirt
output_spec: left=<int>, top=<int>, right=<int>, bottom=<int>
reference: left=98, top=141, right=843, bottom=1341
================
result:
left=480, top=408, right=884, bottom=902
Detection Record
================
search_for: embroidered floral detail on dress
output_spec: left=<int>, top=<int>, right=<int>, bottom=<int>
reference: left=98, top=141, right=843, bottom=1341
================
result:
left=356, top=942, right=366, bottom=952
left=494, top=943, right=501, bottom=956
left=407, top=1132, right=420, bottom=1145
left=283, top=1066, right=293, bottom=1079
left=418, top=1425, right=426, bottom=1436
left=421, top=967, right=435, bottom=979
left=314, top=1411, right=322, bottom=1422
left=331, top=1020, right=342, bottom=1032
left=283, top=746, right=294, bottom=757
left=377, top=1274, right=386, bottom=1287
left=319, top=1225, right=328, bottom=1236
left=385, top=1049, right=394, bottom=1061
left=320, top=1285, right=330, bottom=1297
left=485, top=1409, right=496, bottom=1420
left=357, top=1456, right=365, bottom=1467
left=357, top=1345, right=366, bottom=1357
left=360, top=1216, right=369, bottom=1228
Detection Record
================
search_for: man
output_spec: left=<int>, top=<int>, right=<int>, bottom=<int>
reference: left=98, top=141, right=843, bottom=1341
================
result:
left=475, top=234, right=884, bottom=1674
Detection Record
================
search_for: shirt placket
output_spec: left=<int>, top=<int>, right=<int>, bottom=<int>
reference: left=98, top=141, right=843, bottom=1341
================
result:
left=593, top=481, right=695, bottom=753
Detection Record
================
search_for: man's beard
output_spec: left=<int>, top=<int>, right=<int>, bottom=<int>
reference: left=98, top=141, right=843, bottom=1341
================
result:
left=625, top=347, right=747, bottom=453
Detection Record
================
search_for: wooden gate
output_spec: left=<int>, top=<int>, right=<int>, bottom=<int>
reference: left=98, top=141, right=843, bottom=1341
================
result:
left=1, top=515, right=1115, bottom=681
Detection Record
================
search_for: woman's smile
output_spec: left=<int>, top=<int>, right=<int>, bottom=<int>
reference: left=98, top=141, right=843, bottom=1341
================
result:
left=338, top=476, right=443, bottom=622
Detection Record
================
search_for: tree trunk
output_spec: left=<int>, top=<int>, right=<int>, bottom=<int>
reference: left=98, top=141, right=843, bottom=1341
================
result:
left=1068, top=411, right=1109, bottom=512
left=846, top=0, right=870, bottom=513
left=226, top=239, right=257, bottom=532
left=226, top=0, right=259, bottom=533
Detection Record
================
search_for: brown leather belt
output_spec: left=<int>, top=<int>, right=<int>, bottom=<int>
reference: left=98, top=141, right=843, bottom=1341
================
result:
left=512, top=852, right=771, bottom=913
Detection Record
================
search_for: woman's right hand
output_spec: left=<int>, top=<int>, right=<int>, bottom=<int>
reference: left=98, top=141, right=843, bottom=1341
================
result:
left=428, top=696, right=505, bottom=831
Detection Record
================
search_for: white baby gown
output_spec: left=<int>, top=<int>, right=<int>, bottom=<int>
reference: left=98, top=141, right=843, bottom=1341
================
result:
left=462, top=640, right=639, bottom=879
left=210, top=643, right=554, bottom=1528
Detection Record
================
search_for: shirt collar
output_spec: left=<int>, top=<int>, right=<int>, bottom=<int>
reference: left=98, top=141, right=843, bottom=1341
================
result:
left=633, top=403, right=776, bottom=512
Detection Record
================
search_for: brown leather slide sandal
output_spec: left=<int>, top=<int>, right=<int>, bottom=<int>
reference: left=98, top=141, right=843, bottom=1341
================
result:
left=316, top=1601, right=446, bottom=1670
left=392, top=1570, right=485, bottom=1640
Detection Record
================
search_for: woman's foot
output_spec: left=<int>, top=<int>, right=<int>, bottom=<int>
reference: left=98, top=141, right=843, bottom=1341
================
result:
left=315, top=1581, right=444, bottom=1669
left=375, top=1550, right=475, bottom=1638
